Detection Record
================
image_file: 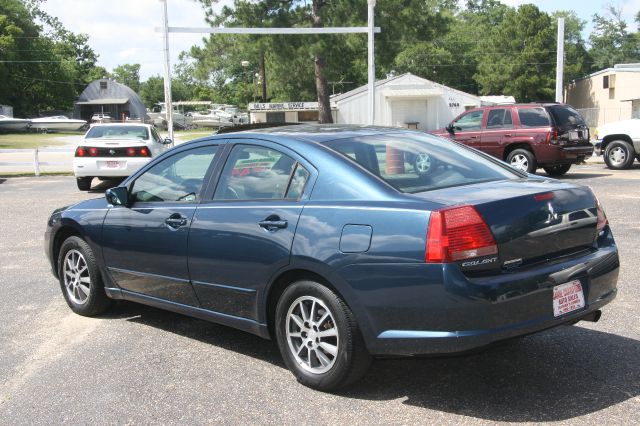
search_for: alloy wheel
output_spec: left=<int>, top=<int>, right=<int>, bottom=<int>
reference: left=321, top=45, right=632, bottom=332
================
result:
left=285, top=296, right=339, bottom=374
left=63, top=249, right=91, bottom=305
left=510, top=154, right=529, bottom=171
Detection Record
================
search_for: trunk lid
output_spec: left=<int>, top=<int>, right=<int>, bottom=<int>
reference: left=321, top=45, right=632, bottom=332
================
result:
left=416, top=178, right=598, bottom=273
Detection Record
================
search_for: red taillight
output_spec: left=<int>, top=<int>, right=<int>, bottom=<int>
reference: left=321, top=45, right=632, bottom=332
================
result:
left=75, top=147, right=86, bottom=157
left=139, top=147, right=150, bottom=157
left=596, top=200, right=608, bottom=233
left=127, top=147, right=136, bottom=156
left=426, top=205, right=498, bottom=263
left=547, top=129, right=559, bottom=145
left=534, top=192, right=554, bottom=201
left=88, top=147, right=98, bottom=156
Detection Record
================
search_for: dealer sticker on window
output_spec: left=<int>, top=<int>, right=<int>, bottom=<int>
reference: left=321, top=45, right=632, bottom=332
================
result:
left=553, top=280, right=585, bottom=317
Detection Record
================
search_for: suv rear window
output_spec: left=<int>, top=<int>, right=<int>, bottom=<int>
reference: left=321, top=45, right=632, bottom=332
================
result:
left=518, top=108, right=551, bottom=127
left=323, top=133, right=518, bottom=194
left=547, top=105, right=586, bottom=130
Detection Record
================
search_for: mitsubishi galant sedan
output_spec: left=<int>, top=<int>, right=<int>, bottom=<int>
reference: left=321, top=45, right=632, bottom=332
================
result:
left=45, top=125, right=619, bottom=391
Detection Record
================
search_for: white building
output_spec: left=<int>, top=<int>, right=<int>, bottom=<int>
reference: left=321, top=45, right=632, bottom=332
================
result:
left=331, top=73, right=483, bottom=131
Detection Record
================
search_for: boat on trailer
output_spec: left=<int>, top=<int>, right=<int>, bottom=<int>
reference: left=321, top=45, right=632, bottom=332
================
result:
left=30, top=116, right=87, bottom=132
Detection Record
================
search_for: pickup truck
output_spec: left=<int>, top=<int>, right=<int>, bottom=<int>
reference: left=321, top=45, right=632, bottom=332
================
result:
left=595, top=118, right=640, bottom=169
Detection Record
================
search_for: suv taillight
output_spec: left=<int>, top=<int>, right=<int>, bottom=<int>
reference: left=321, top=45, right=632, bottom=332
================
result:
left=426, top=205, right=498, bottom=263
left=547, top=129, right=559, bottom=145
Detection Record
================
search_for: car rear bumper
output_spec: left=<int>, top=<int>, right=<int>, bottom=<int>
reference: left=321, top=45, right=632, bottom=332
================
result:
left=336, top=232, right=619, bottom=356
left=73, top=157, right=150, bottom=177
left=535, top=143, right=594, bottom=165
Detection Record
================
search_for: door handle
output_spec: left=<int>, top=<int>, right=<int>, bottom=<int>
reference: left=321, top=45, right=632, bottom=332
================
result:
left=258, top=216, right=288, bottom=231
left=165, top=213, right=188, bottom=228
left=504, top=134, right=512, bottom=137
left=469, top=135, right=478, bottom=139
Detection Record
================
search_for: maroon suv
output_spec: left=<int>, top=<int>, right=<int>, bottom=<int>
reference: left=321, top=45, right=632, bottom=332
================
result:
left=431, top=103, right=593, bottom=175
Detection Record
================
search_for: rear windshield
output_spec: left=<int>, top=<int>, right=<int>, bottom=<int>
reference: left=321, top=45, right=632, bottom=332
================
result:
left=518, top=108, right=551, bottom=127
left=547, top=105, right=586, bottom=129
left=323, top=133, right=519, bottom=194
left=85, top=125, right=149, bottom=140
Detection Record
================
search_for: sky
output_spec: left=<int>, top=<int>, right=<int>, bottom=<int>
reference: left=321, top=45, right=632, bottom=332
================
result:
left=40, top=0, right=640, bottom=81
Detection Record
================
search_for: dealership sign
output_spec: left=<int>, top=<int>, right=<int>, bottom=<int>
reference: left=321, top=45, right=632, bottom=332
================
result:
left=249, top=102, right=320, bottom=111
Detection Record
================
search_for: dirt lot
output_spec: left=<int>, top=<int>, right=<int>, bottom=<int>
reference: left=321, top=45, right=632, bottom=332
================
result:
left=0, top=164, right=638, bottom=425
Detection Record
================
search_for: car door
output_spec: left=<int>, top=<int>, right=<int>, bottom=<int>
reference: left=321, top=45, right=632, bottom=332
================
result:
left=448, top=109, right=484, bottom=149
left=101, top=144, right=219, bottom=306
left=481, top=107, right=514, bottom=158
left=187, top=141, right=315, bottom=321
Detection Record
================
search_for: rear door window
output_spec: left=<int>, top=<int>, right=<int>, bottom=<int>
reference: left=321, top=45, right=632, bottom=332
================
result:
left=486, top=109, right=513, bottom=129
left=517, top=108, right=550, bottom=127
left=214, top=145, right=308, bottom=200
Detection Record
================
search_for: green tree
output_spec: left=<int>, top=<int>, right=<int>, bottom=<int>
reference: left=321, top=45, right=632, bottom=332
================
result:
left=474, top=4, right=556, bottom=102
left=589, top=6, right=640, bottom=69
left=111, top=63, right=141, bottom=92
left=0, top=0, right=101, bottom=116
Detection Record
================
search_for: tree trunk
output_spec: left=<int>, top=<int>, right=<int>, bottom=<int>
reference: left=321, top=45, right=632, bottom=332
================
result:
left=311, top=0, right=333, bottom=124
left=259, top=51, right=267, bottom=103
left=314, top=55, right=333, bottom=123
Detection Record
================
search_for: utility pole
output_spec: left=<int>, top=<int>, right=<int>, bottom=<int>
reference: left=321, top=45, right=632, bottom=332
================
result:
left=555, top=17, right=565, bottom=103
left=160, top=0, right=174, bottom=141
left=367, top=0, right=376, bottom=125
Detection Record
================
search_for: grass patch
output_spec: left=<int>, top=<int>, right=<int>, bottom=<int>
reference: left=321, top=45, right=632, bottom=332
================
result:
left=0, top=171, right=73, bottom=177
left=171, top=129, right=216, bottom=142
left=0, top=132, right=81, bottom=149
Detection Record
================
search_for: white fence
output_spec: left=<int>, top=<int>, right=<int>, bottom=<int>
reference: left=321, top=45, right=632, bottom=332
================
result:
left=0, top=148, right=74, bottom=175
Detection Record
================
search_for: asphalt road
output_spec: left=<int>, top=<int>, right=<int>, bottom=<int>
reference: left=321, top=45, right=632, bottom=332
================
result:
left=0, top=165, right=638, bottom=425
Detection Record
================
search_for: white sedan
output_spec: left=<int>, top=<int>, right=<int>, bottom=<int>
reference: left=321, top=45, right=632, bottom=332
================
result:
left=73, top=123, right=172, bottom=190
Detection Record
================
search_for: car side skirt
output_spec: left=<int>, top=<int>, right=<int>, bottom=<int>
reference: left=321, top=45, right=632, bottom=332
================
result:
left=104, top=287, right=270, bottom=339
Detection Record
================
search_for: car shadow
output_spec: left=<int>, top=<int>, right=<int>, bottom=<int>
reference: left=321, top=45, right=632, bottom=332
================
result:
left=342, top=326, right=640, bottom=421
left=101, top=301, right=284, bottom=367
left=99, top=302, right=639, bottom=421
left=550, top=172, right=613, bottom=179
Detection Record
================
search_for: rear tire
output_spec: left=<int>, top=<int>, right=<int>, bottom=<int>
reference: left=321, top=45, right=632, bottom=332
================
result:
left=57, top=236, right=111, bottom=316
left=506, top=149, right=537, bottom=173
left=275, top=280, right=372, bottom=391
left=76, top=177, right=92, bottom=191
left=604, top=140, right=635, bottom=170
left=543, top=164, right=572, bottom=176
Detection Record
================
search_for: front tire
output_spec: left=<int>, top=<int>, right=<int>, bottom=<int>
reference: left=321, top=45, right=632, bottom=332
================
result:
left=275, top=280, right=372, bottom=391
left=604, top=140, right=635, bottom=170
left=76, top=177, right=92, bottom=191
left=58, top=236, right=111, bottom=316
left=506, top=149, right=537, bottom=173
left=543, top=164, right=572, bottom=176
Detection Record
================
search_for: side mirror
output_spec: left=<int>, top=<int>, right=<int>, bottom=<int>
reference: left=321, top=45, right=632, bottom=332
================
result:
left=106, top=187, right=129, bottom=207
left=446, top=124, right=455, bottom=134
left=162, top=137, right=173, bottom=146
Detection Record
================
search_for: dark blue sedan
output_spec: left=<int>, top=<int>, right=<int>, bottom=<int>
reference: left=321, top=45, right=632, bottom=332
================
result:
left=45, top=125, right=619, bottom=391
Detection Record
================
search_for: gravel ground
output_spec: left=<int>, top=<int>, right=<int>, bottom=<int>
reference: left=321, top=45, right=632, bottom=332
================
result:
left=0, top=164, right=638, bottom=425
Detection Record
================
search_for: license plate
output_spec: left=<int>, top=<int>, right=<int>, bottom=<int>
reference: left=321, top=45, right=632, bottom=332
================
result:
left=569, top=130, right=579, bottom=140
left=104, top=161, right=120, bottom=169
left=553, top=280, right=585, bottom=317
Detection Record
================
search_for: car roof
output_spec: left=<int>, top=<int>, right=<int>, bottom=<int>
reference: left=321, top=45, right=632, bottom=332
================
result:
left=185, top=124, right=419, bottom=146
left=88, top=122, right=152, bottom=128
